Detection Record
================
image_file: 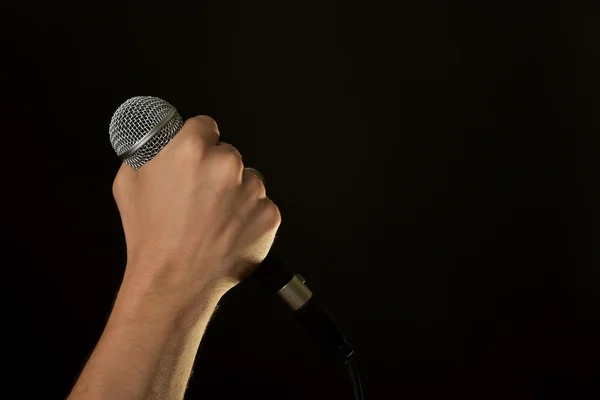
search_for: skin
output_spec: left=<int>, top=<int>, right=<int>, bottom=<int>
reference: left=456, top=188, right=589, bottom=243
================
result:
left=68, top=115, right=281, bottom=400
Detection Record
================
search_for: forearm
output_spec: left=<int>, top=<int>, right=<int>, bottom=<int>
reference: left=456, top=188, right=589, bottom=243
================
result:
left=69, top=263, right=226, bottom=400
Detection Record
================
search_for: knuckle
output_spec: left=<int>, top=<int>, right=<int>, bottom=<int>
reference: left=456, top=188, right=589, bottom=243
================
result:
left=246, top=173, right=265, bottom=196
left=197, top=115, right=219, bottom=130
left=261, top=199, right=282, bottom=228
left=185, top=115, right=218, bottom=132
left=179, top=115, right=219, bottom=160
left=220, top=148, right=244, bottom=173
left=180, top=139, right=204, bottom=163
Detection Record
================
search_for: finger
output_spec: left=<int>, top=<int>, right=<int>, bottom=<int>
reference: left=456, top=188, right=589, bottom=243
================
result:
left=182, top=115, right=220, bottom=147
left=244, top=167, right=265, bottom=185
left=260, top=198, right=282, bottom=231
left=216, top=141, right=243, bottom=159
left=210, top=142, right=245, bottom=182
left=249, top=198, right=282, bottom=238
left=235, top=198, right=281, bottom=268
left=242, top=168, right=267, bottom=199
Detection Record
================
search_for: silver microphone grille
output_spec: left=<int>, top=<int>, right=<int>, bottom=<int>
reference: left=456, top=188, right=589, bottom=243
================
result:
left=109, top=96, right=184, bottom=170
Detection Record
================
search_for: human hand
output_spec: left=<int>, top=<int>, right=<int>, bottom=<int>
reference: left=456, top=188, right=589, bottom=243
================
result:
left=112, top=115, right=281, bottom=301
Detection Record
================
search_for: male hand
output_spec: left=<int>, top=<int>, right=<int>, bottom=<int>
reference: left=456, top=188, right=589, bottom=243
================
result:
left=112, top=115, right=281, bottom=301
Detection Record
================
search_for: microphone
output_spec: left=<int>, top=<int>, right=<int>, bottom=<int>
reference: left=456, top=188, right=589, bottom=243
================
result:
left=108, top=96, right=355, bottom=359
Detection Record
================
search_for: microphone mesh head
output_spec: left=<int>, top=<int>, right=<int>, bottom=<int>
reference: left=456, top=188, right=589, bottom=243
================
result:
left=109, top=96, right=184, bottom=170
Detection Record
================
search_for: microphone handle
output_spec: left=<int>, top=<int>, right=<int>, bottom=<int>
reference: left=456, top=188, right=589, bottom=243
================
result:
left=252, top=251, right=354, bottom=359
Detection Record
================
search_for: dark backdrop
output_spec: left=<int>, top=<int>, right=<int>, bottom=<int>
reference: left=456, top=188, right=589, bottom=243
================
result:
left=0, top=1, right=599, bottom=399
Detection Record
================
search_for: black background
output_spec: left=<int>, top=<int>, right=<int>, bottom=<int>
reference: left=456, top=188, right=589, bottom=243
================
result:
left=1, top=1, right=599, bottom=399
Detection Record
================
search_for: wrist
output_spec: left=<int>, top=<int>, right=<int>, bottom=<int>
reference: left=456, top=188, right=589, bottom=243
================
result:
left=114, top=260, right=229, bottom=330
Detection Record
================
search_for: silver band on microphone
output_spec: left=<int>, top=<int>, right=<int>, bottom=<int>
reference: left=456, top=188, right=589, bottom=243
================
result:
left=276, top=275, right=313, bottom=311
left=118, top=106, right=178, bottom=160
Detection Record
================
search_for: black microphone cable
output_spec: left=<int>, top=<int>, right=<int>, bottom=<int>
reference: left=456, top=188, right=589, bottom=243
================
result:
left=346, top=355, right=364, bottom=400
left=255, top=251, right=363, bottom=400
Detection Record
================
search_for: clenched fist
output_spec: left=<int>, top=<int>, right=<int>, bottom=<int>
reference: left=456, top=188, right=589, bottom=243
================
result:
left=112, top=115, right=281, bottom=298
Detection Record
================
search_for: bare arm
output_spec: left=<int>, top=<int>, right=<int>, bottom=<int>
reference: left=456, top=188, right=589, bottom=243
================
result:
left=69, top=268, right=224, bottom=400
left=68, top=116, right=280, bottom=400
